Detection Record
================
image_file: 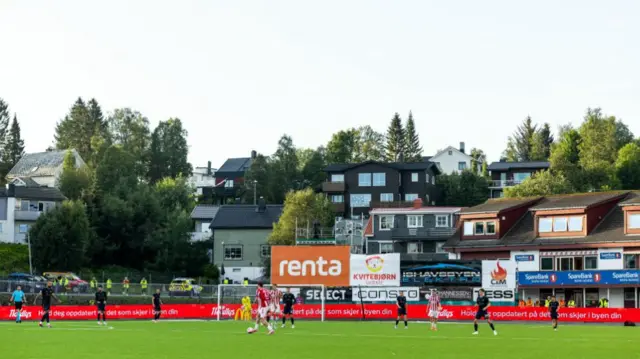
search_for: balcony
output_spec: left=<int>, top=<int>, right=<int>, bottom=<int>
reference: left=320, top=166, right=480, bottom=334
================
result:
left=322, top=181, right=345, bottom=192
left=190, top=232, right=211, bottom=242
left=400, top=252, right=449, bottom=262
left=391, top=227, right=456, bottom=239
left=14, top=210, right=42, bottom=221
left=331, top=202, right=345, bottom=213
left=489, top=180, right=523, bottom=188
left=371, top=199, right=423, bottom=208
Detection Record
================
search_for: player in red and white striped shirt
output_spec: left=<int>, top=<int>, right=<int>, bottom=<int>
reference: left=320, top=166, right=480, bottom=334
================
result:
left=427, top=289, right=442, bottom=331
left=269, top=284, right=282, bottom=328
left=249, top=282, right=274, bottom=335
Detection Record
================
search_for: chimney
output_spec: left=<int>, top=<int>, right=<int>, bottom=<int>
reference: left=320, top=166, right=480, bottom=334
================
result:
left=251, top=150, right=257, bottom=159
left=207, top=161, right=212, bottom=175
left=412, top=198, right=422, bottom=209
left=256, top=196, right=266, bottom=212
left=459, top=142, right=465, bottom=154
left=397, top=152, right=404, bottom=163
left=6, top=183, right=15, bottom=197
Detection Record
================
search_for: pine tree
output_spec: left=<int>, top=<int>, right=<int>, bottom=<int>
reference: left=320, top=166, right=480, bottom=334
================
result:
left=55, top=98, right=107, bottom=162
left=404, top=111, right=423, bottom=162
left=385, top=113, right=405, bottom=162
left=0, top=98, right=10, bottom=157
left=4, top=115, right=25, bottom=168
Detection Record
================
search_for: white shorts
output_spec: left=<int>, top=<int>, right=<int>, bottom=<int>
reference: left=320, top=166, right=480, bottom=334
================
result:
left=429, top=310, right=440, bottom=319
left=258, top=307, right=268, bottom=319
left=270, top=304, right=281, bottom=314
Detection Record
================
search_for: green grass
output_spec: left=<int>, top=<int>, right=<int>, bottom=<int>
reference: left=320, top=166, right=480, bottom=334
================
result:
left=2, top=320, right=638, bottom=358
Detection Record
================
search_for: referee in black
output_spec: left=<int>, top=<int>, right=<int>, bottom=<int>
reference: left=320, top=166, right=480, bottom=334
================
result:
left=96, top=285, right=108, bottom=326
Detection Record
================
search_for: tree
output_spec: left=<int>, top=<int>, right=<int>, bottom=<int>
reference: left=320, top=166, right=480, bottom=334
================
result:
left=0, top=99, right=12, bottom=182
left=107, top=108, right=151, bottom=177
left=269, top=188, right=334, bottom=245
left=300, top=147, right=326, bottom=189
left=436, top=171, right=490, bottom=207
left=481, top=161, right=489, bottom=177
left=268, top=135, right=300, bottom=203
left=504, top=116, right=537, bottom=161
left=615, top=143, right=640, bottom=190
left=55, top=98, right=107, bottom=162
left=470, top=148, right=486, bottom=174
left=58, top=150, right=92, bottom=200
left=578, top=108, right=618, bottom=169
left=243, top=153, right=274, bottom=204
left=530, top=123, right=554, bottom=161
left=504, top=171, right=574, bottom=197
left=29, top=200, right=92, bottom=271
left=403, top=112, right=422, bottom=162
left=0, top=114, right=25, bottom=181
left=615, top=120, right=634, bottom=151
left=353, top=126, right=385, bottom=162
left=148, top=118, right=192, bottom=183
left=95, top=145, right=138, bottom=195
left=385, top=113, right=405, bottom=162
left=549, top=126, right=585, bottom=190
left=154, top=176, right=194, bottom=212
left=325, top=129, right=358, bottom=164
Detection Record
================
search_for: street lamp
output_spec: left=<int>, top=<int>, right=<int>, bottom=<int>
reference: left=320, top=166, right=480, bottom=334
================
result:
left=26, top=233, right=33, bottom=275
left=253, top=180, right=258, bottom=205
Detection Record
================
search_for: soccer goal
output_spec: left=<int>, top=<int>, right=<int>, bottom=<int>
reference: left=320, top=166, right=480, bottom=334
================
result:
left=215, top=284, right=326, bottom=321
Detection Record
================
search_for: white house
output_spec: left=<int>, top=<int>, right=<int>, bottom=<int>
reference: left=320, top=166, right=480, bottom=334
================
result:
left=6, top=149, right=85, bottom=188
left=428, top=142, right=481, bottom=174
left=188, top=162, right=216, bottom=195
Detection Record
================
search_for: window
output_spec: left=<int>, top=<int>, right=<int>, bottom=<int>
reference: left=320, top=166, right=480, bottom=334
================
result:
left=331, top=195, right=344, bottom=203
left=407, top=215, right=423, bottom=228
left=629, top=214, right=640, bottom=229
left=260, top=245, right=271, bottom=258
left=379, top=242, right=394, bottom=254
left=372, top=173, right=386, bottom=186
left=458, top=162, right=467, bottom=171
left=431, top=176, right=435, bottom=185
left=540, top=257, right=554, bottom=271
left=585, top=256, right=598, bottom=270
left=19, top=224, right=29, bottom=233
left=553, top=217, right=568, bottom=232
left=331, top=174, right=344, bottom=183
left=380, top=193, right=393, bottom=202
left=425, top=174, right=430, bottom=183
left=379, top=215, right=394, bottom=230
left=474, top=222, right=484, bottom=235
left=435, top=242, right=446, bottom=253
left=224, top=179, right=234, bottom=188
left=624, top=254, right=638, bottom=269
left=38, top=202, right=45, bottom=212
left=20, top=200, right=29, bottom=211
left=358, top=173, right=372, bottom=186
left=405, top=194, right=419, bottom=202
left=568, top=217, right=583, bottom=232
left=463, top=222, right=473, bottom=235
left=224, top=245, right=243, bottom=260
left=538, top=218, right=553, bottom=233
left=411, top=173, right=419, bottom=182
left=0, top=223, right=3, bottom=233
left=350, top=194, right=371, bottom=208
left=201, top=223, right=210, bottom=232
left=513, top=172, right=531, bottom=183
left=448, top=150, right=453, bottom=155
left=407, top=242, right=421, bottom=253
left=486, top=221, right=496, bottom=234
left=435, top=215, right=448, bottom=228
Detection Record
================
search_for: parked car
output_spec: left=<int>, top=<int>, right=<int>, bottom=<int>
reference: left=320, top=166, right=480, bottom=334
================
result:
left=5, top=273, right=48, bottom=293
left=169, top=278, right=202, bottom=297
left=42, top=272, right=89, bottom=293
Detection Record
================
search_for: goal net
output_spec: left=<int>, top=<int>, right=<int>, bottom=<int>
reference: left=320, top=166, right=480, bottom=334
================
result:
left=216, top=284, right=326, bottom=321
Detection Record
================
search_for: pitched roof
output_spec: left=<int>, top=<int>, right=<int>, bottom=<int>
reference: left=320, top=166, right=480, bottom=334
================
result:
left=619, top=192, right=640, bottom=206
left=487, top=161, right=550, bottom=171
left=11, top=177, right=41, bottom=187
left=7, top=149, right=84, bottom=178
left=217, top=157, right=252, bottom=173
left=529, top=191, right=629, bottom=211
left=370, top=206, right=462, bottom=215
left=364, top=217, right=374, bottom=237
left=190, top=205, right=220, bottom=220
left=210, top=204, right=283, bottom=229
left=430, top=146, right=473, bottom=160
left=460, top=197, right=541, bottom=215
left=0, top=186, right=67, bottom=201
left=324, top=160, right=441, bottom=174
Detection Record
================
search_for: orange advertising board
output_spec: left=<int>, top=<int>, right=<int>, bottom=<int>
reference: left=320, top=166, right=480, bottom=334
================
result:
left=270, top=246, right=351, bottom=286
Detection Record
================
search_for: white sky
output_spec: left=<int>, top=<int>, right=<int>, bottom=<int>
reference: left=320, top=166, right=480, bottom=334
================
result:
left=1, top=0, right=639, bottom=169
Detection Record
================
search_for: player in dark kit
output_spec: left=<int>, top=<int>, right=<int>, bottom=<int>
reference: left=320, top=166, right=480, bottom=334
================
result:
left=395, top=291, right=408, bottom=329
left=152, top=289, right=163, bottom=323
left=473, top=289, right=497, bottom=336
left=95, top=286, right=108, bottom=326
left=33, top=281, right=58, bottom=328
left=281, top=288, right=296, bottom=328
left=549, top=296, right=560, bottom=331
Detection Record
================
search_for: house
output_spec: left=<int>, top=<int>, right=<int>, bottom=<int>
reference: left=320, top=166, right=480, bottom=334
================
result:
left=209, top=198, right=283, bottom=283
left=487, top=161, right=549, bottom=198
left=0, top=184, right=66, bottom=243
left=444, top=191, right=640, bottom=309
left=7, top=149, right=86, bottom=188
left=364, top=199, right=462, bottom=262
left=211, top=151, right=255, bottom=203
left=189, top=204, right=219, bottom=241
left=189, top=161, right=216, bottom=196
left=428, top=142, right=481, bottom=174
left=322, top=160, right=441, bottom=219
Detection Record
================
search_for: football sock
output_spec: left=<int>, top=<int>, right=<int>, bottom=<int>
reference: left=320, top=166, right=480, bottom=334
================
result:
left=395, top=320, right=399, bottom=326
left=45, top=313, right=50, bottom=323
left=404, top=321, right=408, bottom=327
left=282, top=317, right=286, bottom=324
left=291, top=317, right=294, bottom=325
left=474, top=323, right=478, bottom=331
left=97, top=314, right=101, bottom=321
left=103, top=314, right=107, bottom=322
left=489, top=323, right=495, bottom=331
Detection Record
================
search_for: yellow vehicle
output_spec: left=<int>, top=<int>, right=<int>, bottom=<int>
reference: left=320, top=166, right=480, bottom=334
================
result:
left=168, top=278, right=202, bottom=296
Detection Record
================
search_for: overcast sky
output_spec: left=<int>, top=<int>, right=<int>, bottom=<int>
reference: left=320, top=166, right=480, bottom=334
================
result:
left=1, top=0, right=639, bottom=169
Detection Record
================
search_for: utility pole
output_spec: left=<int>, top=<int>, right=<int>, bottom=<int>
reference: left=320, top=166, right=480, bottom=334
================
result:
left=26, top=233, right=33, bottom=275
left=253, top=180, right=258, bottom=205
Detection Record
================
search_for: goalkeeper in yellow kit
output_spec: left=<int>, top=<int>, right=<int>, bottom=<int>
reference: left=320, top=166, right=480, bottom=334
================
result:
left=234, top=296, right=253, bottom=321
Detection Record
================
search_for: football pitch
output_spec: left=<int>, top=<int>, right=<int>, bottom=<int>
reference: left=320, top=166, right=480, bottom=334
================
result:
left=2, top=320, right=637, bottom=358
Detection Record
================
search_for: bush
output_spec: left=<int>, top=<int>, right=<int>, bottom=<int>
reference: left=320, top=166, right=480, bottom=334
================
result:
left=0, top=244, right=29, bottom=276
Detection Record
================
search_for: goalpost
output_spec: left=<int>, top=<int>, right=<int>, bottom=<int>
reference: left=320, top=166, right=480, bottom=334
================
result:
left=216, top=284, right=326, bottom=321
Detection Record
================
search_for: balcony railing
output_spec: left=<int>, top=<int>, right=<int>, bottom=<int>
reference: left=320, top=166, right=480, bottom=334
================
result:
left=190, top=232, right=211, bottom=242
left=14, top=210, right=42, bottom=221
left=489, top=180, right=523, bottom=188
left=371, top=199, right=424, bottom=208
left=322, top=181, right=345, bottom=192
left=391, top=227, right=456, bottom=238
left=400, top=252, right=449, bottom=262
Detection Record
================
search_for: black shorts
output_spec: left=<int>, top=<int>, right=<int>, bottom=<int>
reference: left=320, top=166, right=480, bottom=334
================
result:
left=154, top=306, right=161, bottom=313
left=397, top=308, right=407, bottom=316
left=475, top=310, right=489, bottom=320
left=550, top=312, right=558, bottom=320
left=43, top=304, right=51, bottom=312
left=283, top=306, right=293, bottom=315
left=15, top=302, right=22, bottom=310
left=97, top=303, right=106, bottom=312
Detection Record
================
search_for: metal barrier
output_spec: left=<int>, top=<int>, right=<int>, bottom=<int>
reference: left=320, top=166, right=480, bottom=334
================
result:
left=0, top=281, right=219, bottom=298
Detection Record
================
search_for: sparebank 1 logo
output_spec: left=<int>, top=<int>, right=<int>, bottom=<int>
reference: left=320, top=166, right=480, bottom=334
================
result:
left=365, top=255, right=384, bottom=273
left=490, top=261, right=508, bottom=286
